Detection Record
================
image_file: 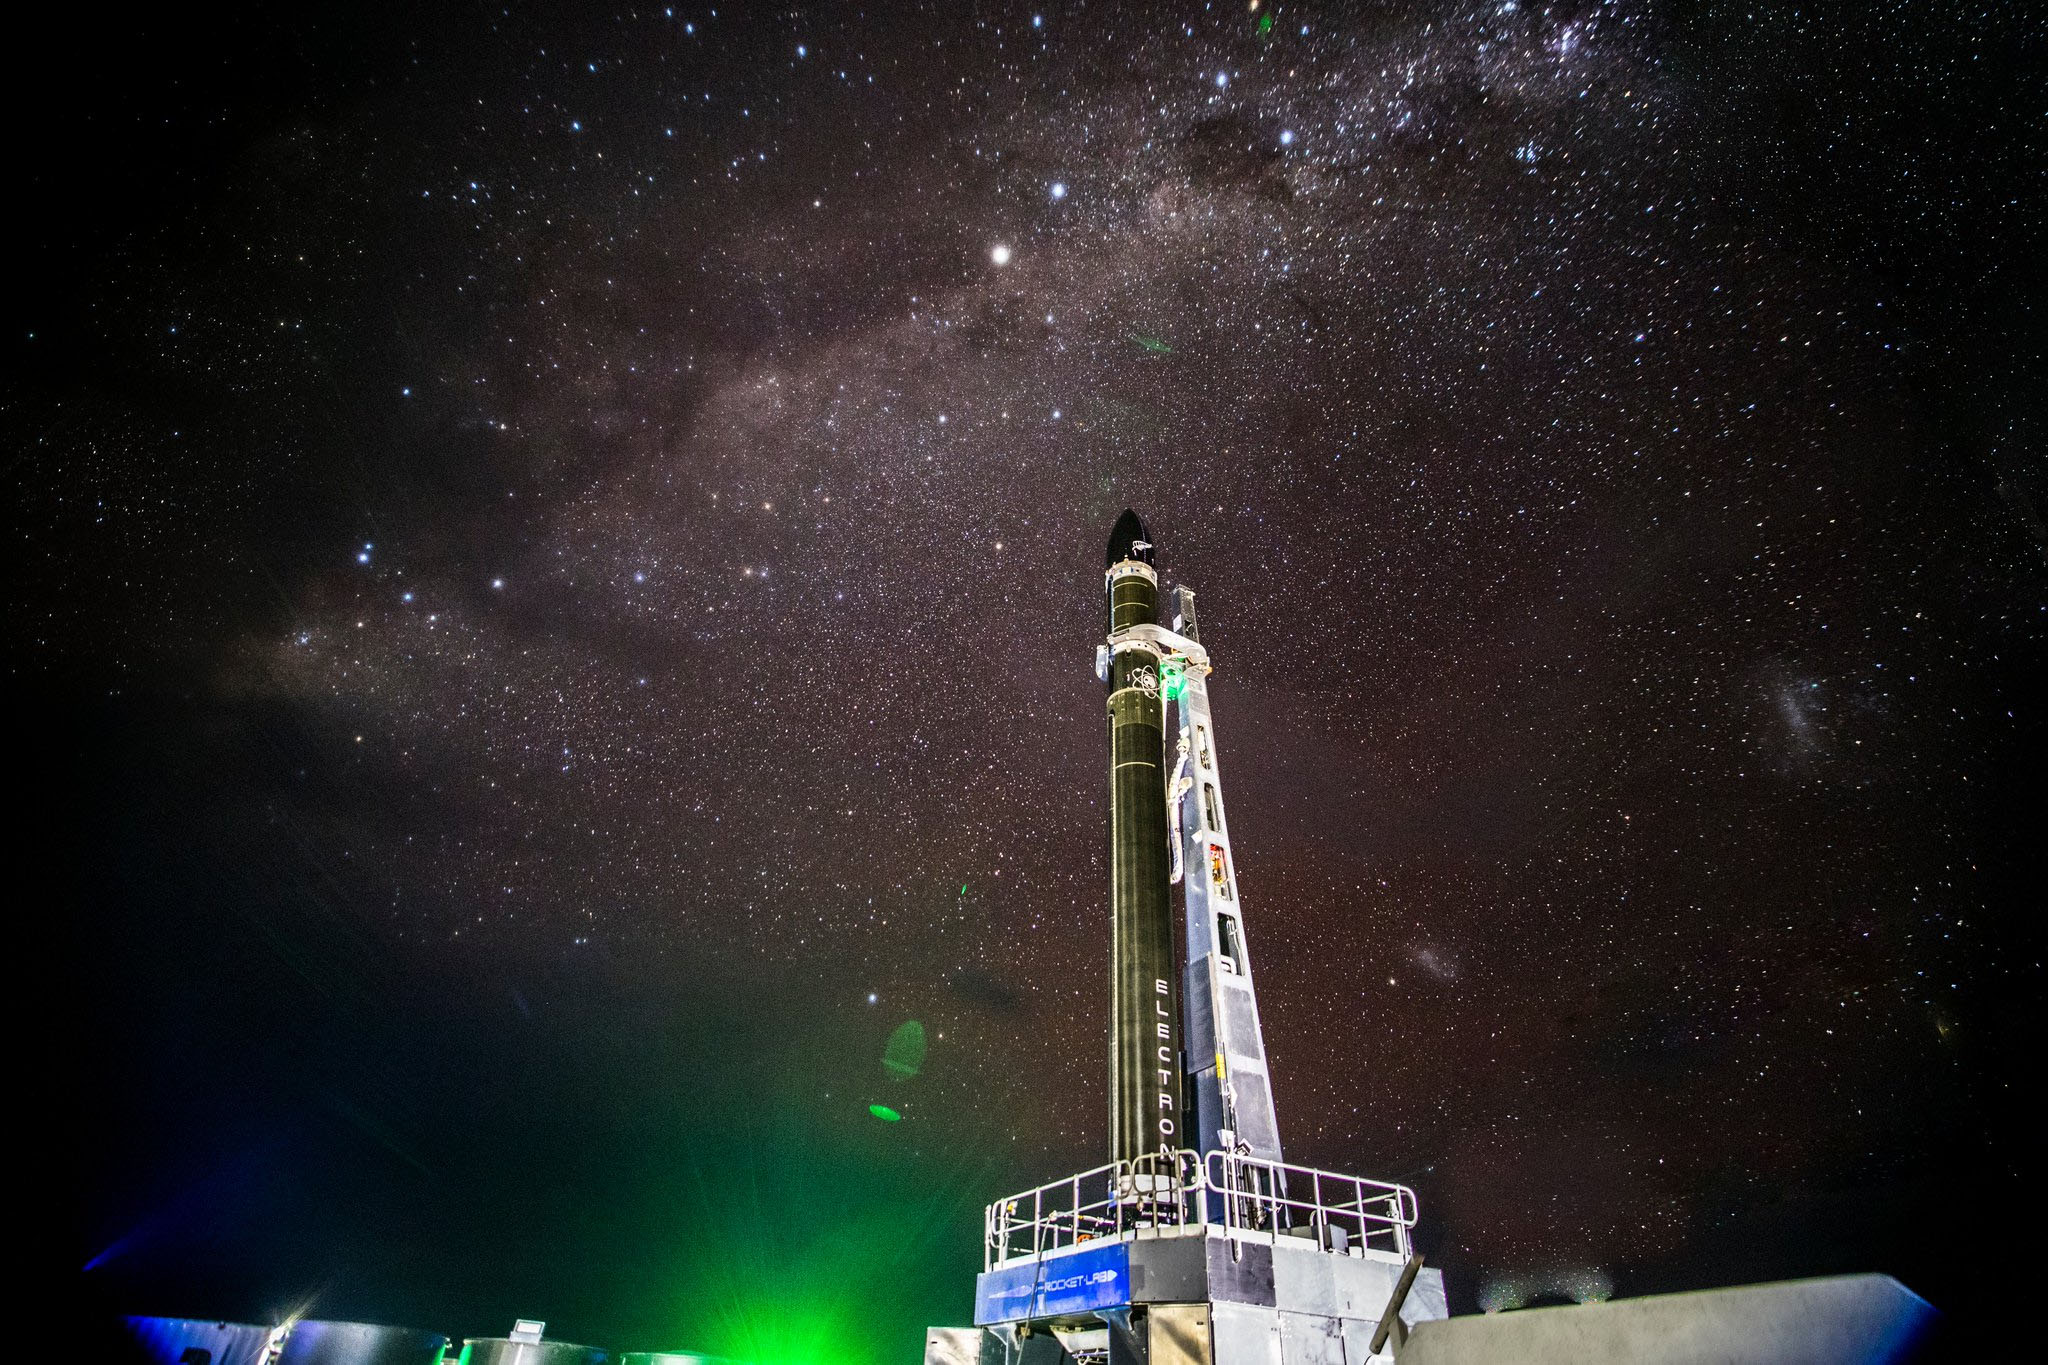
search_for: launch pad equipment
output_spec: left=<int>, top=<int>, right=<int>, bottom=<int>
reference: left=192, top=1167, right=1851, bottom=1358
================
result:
left=927, top=512, right=1450, bottom=1364
left=923, top=512, right=1937, bottom=1363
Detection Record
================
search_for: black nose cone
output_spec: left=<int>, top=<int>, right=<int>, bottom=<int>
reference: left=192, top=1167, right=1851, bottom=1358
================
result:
left=1107, top=509, right=1155, bottom=567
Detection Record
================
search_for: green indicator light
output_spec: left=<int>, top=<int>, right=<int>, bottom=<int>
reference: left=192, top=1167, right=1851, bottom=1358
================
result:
left=868, top=1104, right=902, bottom=1122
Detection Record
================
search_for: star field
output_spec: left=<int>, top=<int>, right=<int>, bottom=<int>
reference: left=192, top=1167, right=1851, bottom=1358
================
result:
left=22, top=0, right=2043, bottom=1352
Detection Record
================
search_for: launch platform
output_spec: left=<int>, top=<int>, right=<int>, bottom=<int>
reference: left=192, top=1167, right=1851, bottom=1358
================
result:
left=944, top=1148, right=1447, bottom=1363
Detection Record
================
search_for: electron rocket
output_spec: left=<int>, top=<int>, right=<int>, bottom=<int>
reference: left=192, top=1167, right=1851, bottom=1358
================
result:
left=1099, top=511, right=1284, bottom=1176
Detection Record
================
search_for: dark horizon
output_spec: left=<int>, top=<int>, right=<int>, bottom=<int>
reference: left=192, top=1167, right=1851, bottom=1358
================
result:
left=23, top=0, right=2043, bottom=1359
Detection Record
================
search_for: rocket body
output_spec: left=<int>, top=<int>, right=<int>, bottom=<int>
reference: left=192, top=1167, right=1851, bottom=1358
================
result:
left=1097, top=509, right=1284, bottom=1179
left=1103, top=511, right=1184, bottom=1168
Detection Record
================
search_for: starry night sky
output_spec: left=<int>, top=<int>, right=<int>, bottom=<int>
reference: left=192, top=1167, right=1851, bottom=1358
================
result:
left=22, top=0, right=2044, bottom=1358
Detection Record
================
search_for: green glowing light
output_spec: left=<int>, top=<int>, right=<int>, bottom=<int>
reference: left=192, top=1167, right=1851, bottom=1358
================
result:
left=1132, top=333, right=1174, bottom=354
left=701, top=1306, right=867, bottom=1365
left=1161, top=657, right=1188, bottom=701
left=882, top=1020, right=927, bottom=1079
left=645, top=1086, right=974, bottom=1365
left=1257, top=11, right=1273, bottom=35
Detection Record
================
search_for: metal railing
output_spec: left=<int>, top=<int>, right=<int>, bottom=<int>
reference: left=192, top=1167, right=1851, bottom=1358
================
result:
left=984, top=1149, right=1416, bottom=1269
left=985, top=1150, right=1204, bottom=1269
left=1203, top=1151, right=1416, bottom=1261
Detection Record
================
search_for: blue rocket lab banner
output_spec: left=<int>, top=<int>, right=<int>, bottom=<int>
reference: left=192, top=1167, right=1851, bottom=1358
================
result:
left=973, top=1240, right=1131, bottom=1325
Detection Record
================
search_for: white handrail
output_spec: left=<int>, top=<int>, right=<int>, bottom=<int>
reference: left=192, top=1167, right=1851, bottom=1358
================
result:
left=1203, top=1150, right=1416, bottom=1260
left=983, top=1150, right=1418, bottom=1268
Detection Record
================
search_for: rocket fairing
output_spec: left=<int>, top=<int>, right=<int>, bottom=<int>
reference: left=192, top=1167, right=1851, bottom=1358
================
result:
left=1102, top=511, right=1184, bottom=1168
left=1099, top=510, right=1284, bottom=1175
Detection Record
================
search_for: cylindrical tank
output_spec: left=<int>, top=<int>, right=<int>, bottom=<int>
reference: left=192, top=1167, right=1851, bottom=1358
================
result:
left=461, top=1340, right=608, bottom=1365
left=123, top=1317, right=274, bottom=1365
left=1103, top=509, right=1184, bottom=1171
left=280, top=1320, right=448, bottom=1365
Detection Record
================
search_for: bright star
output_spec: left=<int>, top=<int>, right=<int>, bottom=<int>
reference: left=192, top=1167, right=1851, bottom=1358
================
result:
left=990, top=244, right=1013, bottom=265
left=1049, top=181, right=1067, bottom=199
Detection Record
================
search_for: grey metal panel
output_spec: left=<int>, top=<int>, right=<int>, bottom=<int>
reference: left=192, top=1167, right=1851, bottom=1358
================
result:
left=1230, top=1071, right=1278, bottom=1153
left=1180, top=784, right=1217, bottom=961
left=1269, top=1243, right=1450, bottom=1330
left=1276, top=1313, right=1346, bottom=1365
left=1206, top=1237, right=1277, bottom=1306
left=1339, top=1317, right=1380, bottom=1365
left=1179, top=683, right=1218, bottom=963
left=1131, top=1233, right=1209, bottom=1303
left=1208, top=1303, right=1282, bottom=1365
left=1325, top=1254, right=1394, bottom=1320
left=1220, top=984, right=1263, bottom=1057
left=1283, top=1245, right=1408, bottom=1321
left=1270, top=1240, right=1345, bottom=1318
left=1188, top=1068, right=1225, bottom=1158
left=1407, top=1267, right=1450, bottom=1325
left=1395, top=1275, right=1937, bottom=1365
left=1184, top=959, right=1218, bottom=1062
left=1150, top=1304, right=1213, bottom=1365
